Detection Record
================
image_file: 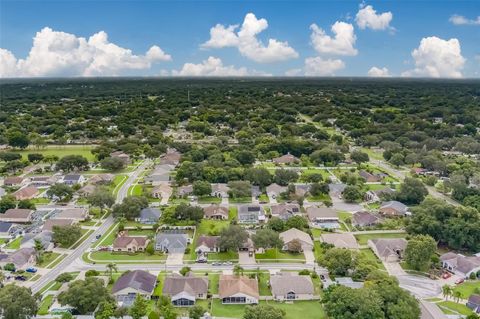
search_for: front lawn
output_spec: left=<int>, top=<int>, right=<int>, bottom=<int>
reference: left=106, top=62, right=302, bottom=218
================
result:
left=37, top=252, right=61, bottom=268
left=198, top=196, right=222, bottom=204
left=438, top=301, right=474, bottom=316
left=6, top=236, right=22, bottom=249
left=229, top=197, right=251, bottom=203
left=255, top=248, right=305, bottom=262
left=354, top=232, right=407, bottom=245
left=453, top=280, right=480, bottom=299
left=87, top=251, right=167, bottom=262
left=208, top=251, right=239, bottom=261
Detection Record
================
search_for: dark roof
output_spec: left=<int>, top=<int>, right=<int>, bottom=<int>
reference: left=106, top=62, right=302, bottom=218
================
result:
left=469, top=294, right=480, bottom=305
left=64, top=174, right=81, bottom=180
left=0, top=222, right=14, bottom=232
left=352, top=211, right=380, bottom=226
left=196, top=235, right=219, bottom=249
left=163, top=273, right=208, bottom=297
left=112, top=270, right=157, bottom=295
left=139, top=208, right=161, bottom=220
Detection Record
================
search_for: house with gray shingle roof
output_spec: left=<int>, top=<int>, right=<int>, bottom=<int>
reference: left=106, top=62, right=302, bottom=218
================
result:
left=270, top=272, right=314, bottom=301
left=368, top=238, right=407, bottom=262
left=155, top=232, right=189, bottom=253
left=440, top=252, right=480, bottom=279
left=0, top=247, right=36, bottom=270
left=136, top=207, right=161, bottom=224
left=163, top=273, right=208, bottom=306
left=112, top=270, right=157, bottom=306
left=379, top=201, right=408, bottom=217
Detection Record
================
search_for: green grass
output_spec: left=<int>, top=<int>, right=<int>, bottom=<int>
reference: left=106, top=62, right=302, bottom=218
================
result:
left=31, top=197, right=51, bottom=204
left=6, top=236, right=22, bottom=249
left=6, top=145, right=96, bottom=162
left=255, top=248, right=305, bottom=262
left=94, top=223, right=118, bottom=247
left=128, top=184, right=143, bottom=196
left=69, top=229, right=93, bottom=249
left=453, top=280, right=480, bottom=299
left=354, top=232, right=407, bottom=245
left=198, top=196, right=222, bottom=204
left=208, top=273, right=220, bottom=294
left=36, top=252, right=61, bottom=268
left=306, top=193, right=331, bottom=202
left=208, top=251, right=239, bottom=261
left=258, top=194, right=269, bottom=202
left=311, top=228, right=322, bottom=238
left=257, top=273, right=271, bottom=296
left=359, top=249, right=385, bottom=270
left=438, top=301, right=474, bottom=316
left=229, top=207, right=238, bottom=220
left=314, top=241, right=324, bottom=261
left=37, top=295, right=54, bottom=315
left=300, top=169, right=331, bottom=181
left=211, top=299, right=246, bottom=318
left=87, top=251, right=167, bottom=262
left=111, top=175, right=127, bottom=196
left=152, top=273, right=166, bottom=296
left=229, top=197, right=252, bottom=203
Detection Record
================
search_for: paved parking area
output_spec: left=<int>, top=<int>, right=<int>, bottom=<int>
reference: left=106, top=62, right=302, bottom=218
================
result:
left=239, top=251, right=256, bottom=265
left=166, top=253, right=184, bottom=265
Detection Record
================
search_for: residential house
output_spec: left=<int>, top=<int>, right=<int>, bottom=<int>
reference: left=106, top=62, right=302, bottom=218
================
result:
left=61, top=174, right=86, bottom=186
left=320, top=233, right=359, bottom=250
left=163, top=273, right=208, bottom=306
left=368, top=238, right=407, bottom=262
left=112, top=270, right=157, bottom=306
left=328, top=183, right=347, bottom=199
left=77, top=184, right=96, bottom=197
left=3, top=176, right=24, bottom=187
left=195, top=236, right=220, bottom=254
left=266, top=183, right=287, bottom=199
left=136, top=208, right=161, bottom=224
left=0, top=209, right=34, bottom=223
left=145, top=166, right=171, bottom=185
left=351, top=211, right=380, bottom=227
left=379, top=201, right=408, bottom=217
left=160, top=149, right=181, bottom=166
left=110, top=151, right=132, bottom=165
left=203, top=205, right=229, bottom=220
left=272, top=153, right=299, bottom=165
left=305, top=206, right=339, bottom=229
left=359, top=170, right=384, bottom=183
left=270, top=203, right=301, bottom=221
left=151, top=183, right=173, bottom=200
left=211, top=183, right=230, bottom=198
left=21, top=231, right=54, bottom=251
left=42, top=219, right=76, bottom=232
left=177, top=185, right=193, bottom=197
left=467, top=295, right=480, bottom=314
left=155, top=232, right=189, bottom=253
left=113, top=235, right=149, bottom=253
left=238, top=205, right=265, bottom=224
left=364, top=188, right=395, bottom=202
left=270, top=272, right=314, bottom=301
left=295, top=184, right=310, bottom=197
left=0, top=222, right=15, bottom=238
left=219, top=275, right=259, bottom=304
left=440, top=252, right=480, bottom=279
left=55, top=208, right=89, bottom=221
left=89, top=174, right=115, bottom=185
left=29, top=176, right=56, bottom=188
left=13, top=186, right=38, bottom=200
left=0, top=247, right=36, bottom=270
left=279, top=228, right=314, bottom=252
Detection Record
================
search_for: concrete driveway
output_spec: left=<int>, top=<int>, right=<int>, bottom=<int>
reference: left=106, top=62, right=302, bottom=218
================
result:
left=166, top=253, right=184, bottom=265
left=384, top=261, right=407, bottom=276
left=239, top=251, right=256, bottom=265
left=304, top=249, right=315, bottom=265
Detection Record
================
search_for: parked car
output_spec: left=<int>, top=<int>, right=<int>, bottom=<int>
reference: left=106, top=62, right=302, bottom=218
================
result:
left=95, top=234, right=101, bottom=239
left=26, top=267, right=37, bottom=273
left=15, top=275, right=27, bottom=281
left=442, top=272, right=452, bottom=279
left=455, top=278, right=464, bottom=285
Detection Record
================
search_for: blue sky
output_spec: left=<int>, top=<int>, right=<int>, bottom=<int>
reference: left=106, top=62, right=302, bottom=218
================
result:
left=0, top=0, right=479, bottom=77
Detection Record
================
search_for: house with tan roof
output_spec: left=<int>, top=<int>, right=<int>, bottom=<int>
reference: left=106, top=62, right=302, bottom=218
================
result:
left=77, top=184, right=96, bottom=197
left=266, top=183, right=287, bottom=199
left=272, top=153, right=299, bottom=165
left=3, top=176, right=24, bottom=187
left=440, top=252, right=480, bottom=279
left=89, top=174, right=115, bottom=185
left=0, top=247, right=36, bottom=270
left=351, top=211, right=380, bottom=227
left=211, top=183, right=230, bottom=198
left=203, top=204, right=228, bottom=220
left=368, top=238, right=407, bottom=262
left=279, top=228, right=313, bottom=252
left=270, top=272, right=314, bottom=301
left=113, top=236, right=149, bottom=253
left=195, top=235, right=219, bottom=254
left=219, top=275, right=259, bottom=304
left=379, top=201, right=408, bottom=217
left=110, top=151, right=132, bottom=165
left=0, top=209, right=34, bottom=223
left=152, top=183, right=173, bottom=200
left=163, top=273, right=208, bottom=306
left=42, top=218, right=76, bottom=232
left=160, top=149, right=181, bottom=166
left=305, top=206, right=339, bottom=229
left=13, top=186, right=38, bottom=200
left=55, top=208, right=89, bottom=221
left=270, top=203, right=301, bottom=221
left=320, top=233, right=359, bottom=250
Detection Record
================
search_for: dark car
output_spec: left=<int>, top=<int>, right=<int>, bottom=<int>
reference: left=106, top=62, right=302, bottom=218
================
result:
left=15, top=275, right=27, bottom=281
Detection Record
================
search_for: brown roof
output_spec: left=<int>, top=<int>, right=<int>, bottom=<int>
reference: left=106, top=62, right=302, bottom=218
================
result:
left=320, top=233, right=359, bottom=249
left=270, top=273, right=314, bottom=296
left=203, top=205, right=229, bottom=218
left=196, top=235, right=219, bottom=249
left=306, top=206, right=338, bottom=221
left=4, top=176, right=24, bottom=185
left=56, top=208, right=88, bottom=220
left=0, top=209, right=33, bottom=221
left=113, top=236, right=149, bottom=249
left=163, top=273, right=208, bottom=297
left=13, top=186, right=38, bottom=199
left=219, top=275, right=259, bottom=299
left=273, top=153, right=299, bottom=164
left=43, top=219, right=75, bottom=231
left=352, top=211, right=380, bottom=227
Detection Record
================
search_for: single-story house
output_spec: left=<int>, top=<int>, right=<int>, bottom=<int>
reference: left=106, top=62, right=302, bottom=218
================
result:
left=155, top=232, right=189, bottom=253
left=0, top=209, right=34, bottom=223
left=42, top=218, right=76, bottom=232
left=110, top=151, right=132, bottom=165
left=3, top=176, right=24, bottom=187
left=21, top=231, right=54, bottom=251
left=351, top=211, right=380, bottom=227
left=305, top=206, right=339, bottom=229
left=203, top=205, right=229, bottom=220
left=320, top=233, right=359, bottom=250
left=379, top=201, right=408, bottom=217
left=145, top=170, right=170, bottom=185
left=160, top=149, right=181, bottom=166
left=61, top=174, right=86, bottom=186
left=238, top=205, right=265, bottom=224
left=364, top=188, right=395, bottom=202
left=177, top=185, right=193, bottom=197
left=55, top=208, right=89, bottom=221
left=266, top=183, right=287, bottom=199
left=0, top=247, right=36, bottom=270
left=270, top=272, right=314, bottom=301
left=219, top=275, right=259, bottom=305
left=272, top=153, right=299, bottom=165
left=279, top=228, right=313, bottom=252
left=368, top=238, right=407, bottom=263
left=29, top=176, right=56, bottom=188
left=136, top=208, right=161, bottom=224
left=89, top=174, right=115, bottom=185
left=163, top=273, right=208, bottom=306
left=195, top=236, right=220, bottom=254
left=270, top=203, right=301, bottom=221
left=112, top=270, right=156, bottom=306
left=359, top=170, right=384, bottom=183
left=211, top=183, right=230, bottom=198
left=77, top=184, right=96, bottom=197
left=440, top=252, right=480, bottom=279
left=113, top=236, right=149, bottom=253
left=13, top=186, right=38, bottom=200
left=0, top=222, right=15, bottom=238
left=151, top=183, right=173, bottom=200
left=467, top=294, right=480, bottom=314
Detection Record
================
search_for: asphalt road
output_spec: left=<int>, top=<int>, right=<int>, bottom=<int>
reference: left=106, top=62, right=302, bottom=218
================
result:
left=30, top=160, right=150, bottom=294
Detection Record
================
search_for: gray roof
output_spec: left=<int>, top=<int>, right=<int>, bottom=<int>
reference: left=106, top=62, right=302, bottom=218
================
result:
left=369, top=238, right=407, bottom=258
left=22, top=231, right=52, bottom=250
left=139, top=208, right=161, bottom=221
left=0, top=222, right=14, bottom=233
left=4, top=247, right=36, bottom=268
left=238, top=205, right=263, bottom=215
left=156, top=233, right=188, bottom=250
left=440, top=253, right=480, bottom=275
left=270, top=273, right=314, bottom=296
left=112, top=270, right=157, bottom=295
left=380, top=201, right=408, bottom=213
left=163, top=273, right=208, bottom=297
left=352, top=211, right=380, bottom=227
left=306, top=206, right=338, bottom=220
left=64, top=174, right=82, bottom=181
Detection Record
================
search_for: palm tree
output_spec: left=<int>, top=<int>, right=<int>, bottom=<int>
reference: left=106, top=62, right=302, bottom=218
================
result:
left=34, top=239, right=44, bottom=263
left=453, top=291, right=462, bottom=303
left=442, top=284, right=452, bottom=301
left=233, top=265, right=244, bottom=277
left=106, top=263, right=118, bottom=279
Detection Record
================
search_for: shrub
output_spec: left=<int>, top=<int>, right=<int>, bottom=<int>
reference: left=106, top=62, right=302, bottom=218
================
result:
left=85, top=269, right=100, bottom=277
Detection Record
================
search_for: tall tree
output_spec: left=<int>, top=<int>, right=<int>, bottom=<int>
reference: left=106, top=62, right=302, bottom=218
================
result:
left=129, top=295, right=148, bottom=319
left=404, top=235, right=437, bottom=271
left=57, top=277, right=114, bottom=314
left=0, top=285, right=38, bottom=319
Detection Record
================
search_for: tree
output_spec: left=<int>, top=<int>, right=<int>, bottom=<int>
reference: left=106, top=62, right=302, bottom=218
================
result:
left=188, top=305, right=205, bottom=319
left=129, top=295, right=148, bottom=319
left=52, top=225, right=82, bottom=247
left=218, top=225, right=249, bottom=252
left=0, top=284, right=38, bottom=319
left=319, top=248, right=356, bottom=276
left=95, top=301, right=116, bottom=319
left=112, top=196, right=149, bottom=220
left=404, top=235, right=437, bottom=271
left=397, top=177, right=428, bottom=205
left=33, top=238, right=44, bottom=263
left=310, top=148, right=345, bottom=166
left=0, top=152, right=21, bottom=162
left=267, top=217, right=285, bottom=232
left=100, top=157, right=125, bottom=171
left=233, top=265, right=244, bottom=276
left=244, top=304, right=285, bottom=319
left=105, top=263, right=118, bottom=280
left=453, top=290, right=462, bottom=303
left=43, top=155, right=59, bottom=165
left=286, top=239, right=303, bottom=253
left=285, top=215, right=309, bottom=231
left=174, top=204, right=204, bottom=223
left=342, top=185, right=363, bottom=203
left=234, top=150, right=255, bottom=165
left=87, top=187, right=115, bottom=213
left=322, top=285, right=384, bottom=319
left=252, top=229, right=283, bottom=250
left=389, top=153, right=405, bottom=167
left=156, top=296, right=177, bottom=319
left=56, top=155, right=89, bottom=172
left=179, top=266, right=191, bottom=276
left=114, top=306, right=128, bottom=318
left=46, top=183, right=74, bottom=202
left=2, top=160, right=26, bottom=174
left=0, top=196, right=16, bottom=214
left=56, top=273, right=74, bottom=283
left=442, top=284, right=452, bottom=301
left=309, top=182, right=328, bottom=197
left=227, top=181, right=252, bottom=198
left=244, top=168, right=272, bottom=188
left=7, top=130, right=29, bottom=149
left=274, top=169, right=298, bottom=186
left=350, top=151, right=369, bottom=165
left=17, top=200, right=36, bottom=210
left=27, top=153, right=44, bottom=163
left=192, top=180, right=212, bottom=197
left=57, top=277, right=114, bottom=314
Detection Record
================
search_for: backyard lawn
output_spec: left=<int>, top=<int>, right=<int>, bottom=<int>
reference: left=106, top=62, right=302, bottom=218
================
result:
left=208, top=273, right=220, bottom=294
left=229, top=207, right=238, bottom=220
left=354, top=232, right=407, bottom=245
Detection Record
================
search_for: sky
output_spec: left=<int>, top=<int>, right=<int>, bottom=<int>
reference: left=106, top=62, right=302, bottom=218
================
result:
left=0, top=0, right=479, bottom=78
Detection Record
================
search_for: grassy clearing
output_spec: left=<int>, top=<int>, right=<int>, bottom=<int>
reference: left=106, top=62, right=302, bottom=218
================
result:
left=7, top=145, right=96, bottom=161
left=354, top=232, right=407, bottom=245
left=152, top=273, right=166, bottom=296
left=438, top=301, right=474, bottom=316
left=208, top=273, right=220, bottom=294
left=229, top=207, right=237, bottom=220
left=453, top=280, right=480, bottom=299
left=6, top=236, right=22, bottom=249
left=359, top=249, right=385, bottom=270
left=37, top=295, right=54, bottom=315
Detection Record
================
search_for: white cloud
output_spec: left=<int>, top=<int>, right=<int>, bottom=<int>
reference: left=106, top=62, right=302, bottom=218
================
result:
left=402, top=36, right=465, bottom=78
left=304, top=56, right=345, bottom=76
left=0, top=27, right=171, bottom=77
left=201, top=13, right=298, bottom=63
left=310, top=22, right=357, bottom=56
left=285, top=68, right=303, bottom=76
left=356, top=4, right=393, bottom=31
left=172, top=56, right=270, bottom=76
left=367, top=66, right=391, bottom=77
left=449, top=14, right=480, bottom=25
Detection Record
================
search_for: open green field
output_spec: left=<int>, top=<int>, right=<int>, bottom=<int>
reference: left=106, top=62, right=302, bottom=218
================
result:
left=300, top=169, right=331, bottom=181
left=354, top=232, right=407, bottom=245
left=6, top=145, right=96, bottom=161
